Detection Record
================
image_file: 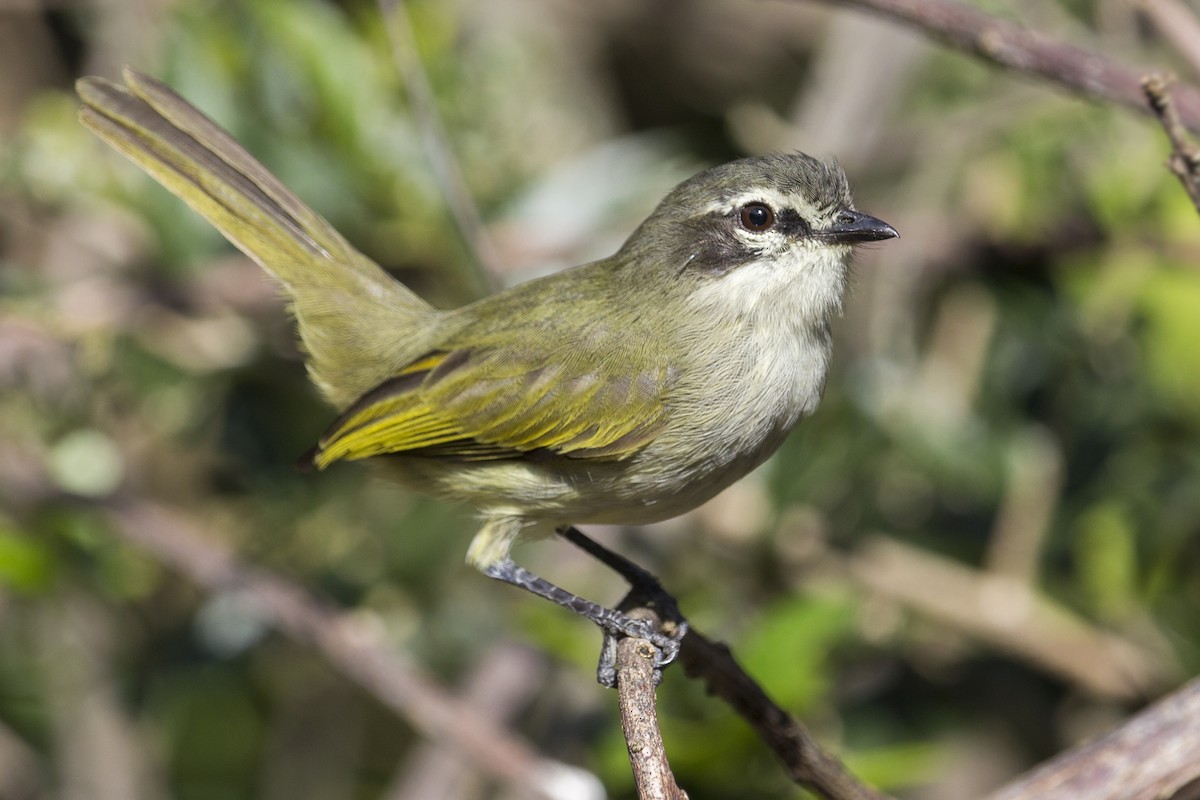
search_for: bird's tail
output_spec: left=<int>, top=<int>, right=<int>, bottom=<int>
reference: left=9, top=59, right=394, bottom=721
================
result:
left=77, top=67, right=433, bottom=407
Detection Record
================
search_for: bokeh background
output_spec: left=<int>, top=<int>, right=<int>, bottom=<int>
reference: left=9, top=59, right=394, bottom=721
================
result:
left=2, top=0, right=1199, bottom=798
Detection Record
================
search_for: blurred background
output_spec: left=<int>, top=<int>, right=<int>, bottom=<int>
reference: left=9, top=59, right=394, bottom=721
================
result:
left=2, top=0, right=1199, bottom=797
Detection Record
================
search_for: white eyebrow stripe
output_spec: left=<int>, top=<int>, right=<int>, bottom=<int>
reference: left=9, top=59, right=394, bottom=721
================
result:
left=703, top=188, right=802, bottom=216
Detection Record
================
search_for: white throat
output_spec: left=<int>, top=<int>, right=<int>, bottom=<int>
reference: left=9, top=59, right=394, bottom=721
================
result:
left=685, top=242, right=850, bottom=434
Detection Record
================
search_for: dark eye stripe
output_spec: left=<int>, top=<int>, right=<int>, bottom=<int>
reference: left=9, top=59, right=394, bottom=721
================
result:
left=775, top=208, right=811, bottom=237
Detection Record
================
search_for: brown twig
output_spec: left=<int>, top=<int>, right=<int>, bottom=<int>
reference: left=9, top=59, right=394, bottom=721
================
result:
left=1136, top=0, right=1200, bottom=82
left=560, top=525, right=886, bottom=800
left=984, top=676, right=1200, bottom=800
left=848, top=536, right=1170, bottom=699
left=678, top=629, right=892, bottom=800
left=1143, top=73, right=1200, bottom=214
left=616, top=609, right=689, bottom=800
left=798, top=0, right=1200, bottom=134
left=103, top=499, right=586, bottom=800
left=385, top=643, right=550, bottom=800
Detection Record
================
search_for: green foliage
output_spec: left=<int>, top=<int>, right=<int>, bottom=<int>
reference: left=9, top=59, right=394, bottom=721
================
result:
left=1073, top=500, right=1138, bottom=620
left=739, top=593, right=857, bottom=712
left=0, top=523, right=55, bottom=594
left=1138, top=267, right=1200, bottom=422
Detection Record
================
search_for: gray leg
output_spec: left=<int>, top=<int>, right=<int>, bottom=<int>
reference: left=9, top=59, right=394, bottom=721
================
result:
left=557, top=526, right=689, bottom=685
left=481, top=555, right=685, bottom=687
left=558, top=526, right=684, bottom=622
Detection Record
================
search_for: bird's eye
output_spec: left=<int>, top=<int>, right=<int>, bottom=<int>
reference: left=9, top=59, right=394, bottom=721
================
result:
left=739, top=202, right=775, bottom=232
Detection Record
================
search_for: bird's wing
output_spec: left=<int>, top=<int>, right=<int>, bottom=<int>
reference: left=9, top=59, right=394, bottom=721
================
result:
left=305, top=341, right=674, bottom=468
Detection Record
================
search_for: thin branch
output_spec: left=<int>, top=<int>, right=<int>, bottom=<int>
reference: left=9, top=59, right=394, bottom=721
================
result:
left=984, top=677, right=1200, bottom=800
left=104, top=499, right=586, bottom=800
left=375, top=0, right=503, bottom=287
left=678, top=630, right=893, bottom=800
left=848, top=536, right=1170, bottom=699
left=385, top=643, right=549, bottom=800
left=1136, top=0, right=1200, bottom=82
left=560, top=525, right=887, bottom=800
left=798, top=0, right=1200, bottom=133
left=616, top=609, right=689, bottom=800
left=1143, top=73, right=1200, bottom=214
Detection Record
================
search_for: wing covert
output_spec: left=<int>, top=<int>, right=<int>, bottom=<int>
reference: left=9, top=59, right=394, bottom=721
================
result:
left=308, top=345, right=673, bottom=468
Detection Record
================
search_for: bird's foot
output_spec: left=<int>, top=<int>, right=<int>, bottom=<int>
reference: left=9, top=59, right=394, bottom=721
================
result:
left=480, top=528, right=690, bottom=688
left=595, top=605, right=688, bottom=689
left=557, top=526, right=689, bottom=688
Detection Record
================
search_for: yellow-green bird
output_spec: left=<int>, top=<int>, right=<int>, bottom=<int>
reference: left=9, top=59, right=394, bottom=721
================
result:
left=77, top=68, right=897, bottom=683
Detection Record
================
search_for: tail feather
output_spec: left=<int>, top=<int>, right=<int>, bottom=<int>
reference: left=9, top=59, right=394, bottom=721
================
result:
left=77, top=68, right=434, bottom=406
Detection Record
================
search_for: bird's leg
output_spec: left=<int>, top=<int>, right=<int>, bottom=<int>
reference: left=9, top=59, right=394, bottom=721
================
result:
left=556, top=525, right=689, bottom=685
left=480, top=558, right=683, bottom=687
left=557, top=526, right=685, bottom=621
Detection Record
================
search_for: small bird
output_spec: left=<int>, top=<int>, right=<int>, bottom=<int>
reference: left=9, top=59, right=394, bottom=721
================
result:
left=77, top=68, right=897, bottom=682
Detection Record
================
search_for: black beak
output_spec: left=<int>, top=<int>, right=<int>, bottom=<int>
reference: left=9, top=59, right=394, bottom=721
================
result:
left=820, top=210, right=898, bottom=244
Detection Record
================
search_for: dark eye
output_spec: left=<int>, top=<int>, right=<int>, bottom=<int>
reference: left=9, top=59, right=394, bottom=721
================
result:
left=739, top=202, right=775, bottom=232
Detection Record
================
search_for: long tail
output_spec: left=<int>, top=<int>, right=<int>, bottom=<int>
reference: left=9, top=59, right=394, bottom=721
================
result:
left=77, top=67, right=433, bottom=407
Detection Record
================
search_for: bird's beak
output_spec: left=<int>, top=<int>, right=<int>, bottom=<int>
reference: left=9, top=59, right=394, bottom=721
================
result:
left=820, top=210, right=899, bottom=244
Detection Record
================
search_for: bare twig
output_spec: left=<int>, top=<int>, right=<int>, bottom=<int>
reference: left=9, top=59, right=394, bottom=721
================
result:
left=1143, top=73, right=1200, bottom=213
left=1136, top=0, right=1200, bottom=81
left=104, top=499, right=591, bottom=800
left=985, top=677, right=1200, bottom=800
left=983, top=428, right=1062, bottom=585
left=385, top=643, right=549, bottom=800
left=375, top=0, right=503, bottom=286
left=678, top=630, right=892, bottom=800
left=37, top=595, right=166, bottom=800
left=616, top=609, right=689, bottom=800
left=849, top=536, right=1171, bottom=699
left=0, top=717, right=41, bottom=800
left=798, top=0, right=1200, bottom=133
left=559, top=525, right=885, bottom=800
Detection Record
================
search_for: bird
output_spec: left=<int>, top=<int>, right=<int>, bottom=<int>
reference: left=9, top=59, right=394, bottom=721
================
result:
left=77, top=67, right=897, bottom=683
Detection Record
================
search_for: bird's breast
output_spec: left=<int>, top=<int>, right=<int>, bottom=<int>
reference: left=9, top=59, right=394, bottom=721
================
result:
left=596, top=309, right=832, bottom=525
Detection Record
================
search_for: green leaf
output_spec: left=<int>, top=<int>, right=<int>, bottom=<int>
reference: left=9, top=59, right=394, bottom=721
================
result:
left=1138, top=268, right=1200, bottom=423
left=0, top=525, right=55, bottom=594
left=738, top=592, right=857, bottom=712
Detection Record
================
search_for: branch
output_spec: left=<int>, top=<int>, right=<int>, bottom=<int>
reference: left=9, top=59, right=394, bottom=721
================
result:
left=984, top=677, right=1200, bottom=800
left=848, top=536, right=1170, bottom=699
left=616, top=609, right=689, bottom=800
left=1136, top=0, right=1200, bottom=81
left=1143, top=73, right=1200, bottom=214
left=559, top=525, right=886, bottom=800
left=799, top=0, right=1200, bottom=134
left=678, top=630, right=892, bottom=800
left=375, top=0, right=503, bottom=286
left=384, top=643, right=550, bottom=800
left=103, top=499, right=591, bottom=800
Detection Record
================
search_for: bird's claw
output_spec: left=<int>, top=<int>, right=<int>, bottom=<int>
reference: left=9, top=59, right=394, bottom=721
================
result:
left=596, top=612, right=689, bottom=688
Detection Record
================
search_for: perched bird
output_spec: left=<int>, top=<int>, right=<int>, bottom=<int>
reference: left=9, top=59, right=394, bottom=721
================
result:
left=77, top=68, right=897, bottom=682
